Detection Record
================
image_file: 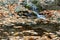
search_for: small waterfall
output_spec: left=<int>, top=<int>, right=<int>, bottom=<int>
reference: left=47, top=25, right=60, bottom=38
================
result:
left=27, top=2, right=46, bottom=20
left=33, top=11, right=46, bottom=19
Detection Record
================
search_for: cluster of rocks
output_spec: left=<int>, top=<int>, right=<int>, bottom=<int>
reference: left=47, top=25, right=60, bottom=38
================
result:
left=32, top=0, right=60, bottom=10
left=0, top=0, right=60, bottom=40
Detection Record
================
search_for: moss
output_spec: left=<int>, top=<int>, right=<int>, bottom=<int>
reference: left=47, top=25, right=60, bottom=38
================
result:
left=32, top=0, right=37, bottom=4
left=36, top=4, right=44, bottom=11
left=57, top=18, right=60, bottom=21
left=25, top=5, right=31, bottom=10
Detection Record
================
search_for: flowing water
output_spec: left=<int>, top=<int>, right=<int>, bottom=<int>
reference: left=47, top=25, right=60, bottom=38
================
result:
left=27, top=2, right=46, bottom=19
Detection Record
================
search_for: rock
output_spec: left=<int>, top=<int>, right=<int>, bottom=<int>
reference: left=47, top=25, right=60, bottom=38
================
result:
left=13, top=26, right=23, bottom=29
left=52, top=37, right=60, bottom=40
left=56, top=30, right=60, bottom=36
left=22, top=30, right=38, bottom=36
left=44, top=32, right=57, bottom=39
left=15, top=6, right=21, bottom=13
left=24, top=36, right=41, bottom=40
left=36, top=0, right=59, bottom=10
left=1, top=38, right=7, bottom=40
left=13, top=32, right=23, bottom=36
left=41, top=35, right=51, bottom=40
left=8, top=36, right=24, bottom=40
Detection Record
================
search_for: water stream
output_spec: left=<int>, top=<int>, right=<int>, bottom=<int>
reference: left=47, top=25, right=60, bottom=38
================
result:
left=27, top=2, right=46, bottom=20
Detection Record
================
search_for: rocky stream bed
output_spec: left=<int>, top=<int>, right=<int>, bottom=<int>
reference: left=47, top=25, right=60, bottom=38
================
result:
left=0, top=0, right=60, bottom=40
